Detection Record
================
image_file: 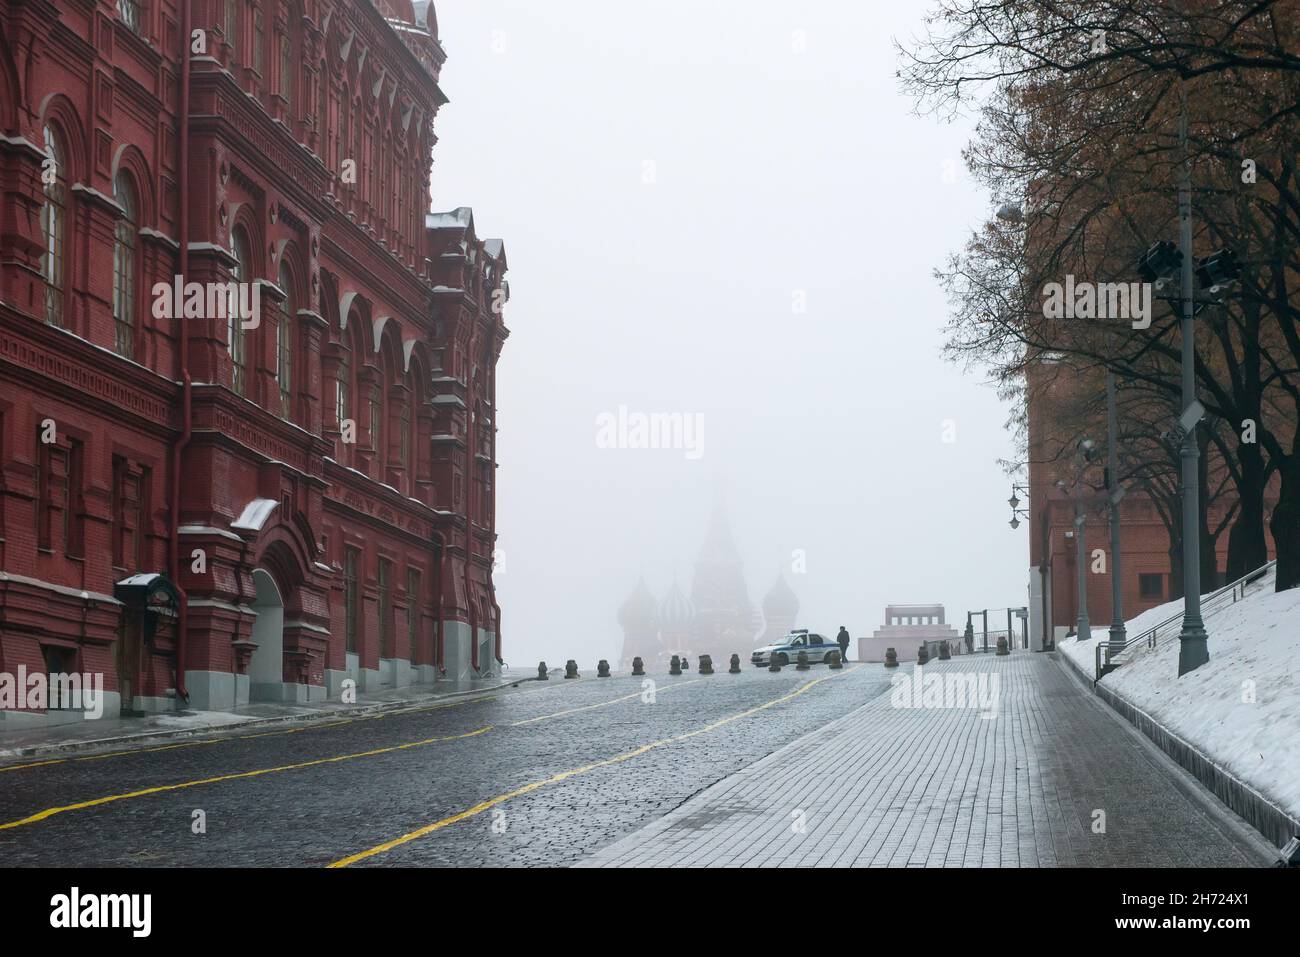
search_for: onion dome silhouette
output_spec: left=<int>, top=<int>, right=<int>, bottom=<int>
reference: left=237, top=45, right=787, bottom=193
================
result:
left=658, top=579, right=696, bottom=635
left=762, top=573, right=799, bottom=622
left=617, top=577, right=658, bottom=634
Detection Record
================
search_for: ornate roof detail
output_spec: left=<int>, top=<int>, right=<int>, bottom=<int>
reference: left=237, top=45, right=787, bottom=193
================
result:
left=658, top=580, right=695, bottom=634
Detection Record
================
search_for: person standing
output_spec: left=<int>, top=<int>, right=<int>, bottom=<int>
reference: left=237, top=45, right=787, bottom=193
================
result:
left=836, top=626, right=851, bottom=664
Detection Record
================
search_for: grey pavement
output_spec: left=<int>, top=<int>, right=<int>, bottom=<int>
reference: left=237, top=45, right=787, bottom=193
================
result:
left=579, top=652, right=1277, bottom=868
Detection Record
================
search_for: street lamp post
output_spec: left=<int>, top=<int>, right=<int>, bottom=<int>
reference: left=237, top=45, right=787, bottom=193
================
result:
left=1106, top=371, right=1127, bottom=660
left=1058, top=436, right=1097, bottom=644
left=1073, top=499, right=1092, bottom=643
left=1175, top=90, right=1209, bottom=675
left=1135, top=101, right=1237, bottom=673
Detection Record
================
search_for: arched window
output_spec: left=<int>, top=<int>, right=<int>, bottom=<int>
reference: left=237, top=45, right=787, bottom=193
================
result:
left=41, top=125, right=68, bottom=328
left=229, top=227, right=251, bottom=395
left=112, top=172, right=138, bottom=359
left=277, top=259, right=294, bottom=419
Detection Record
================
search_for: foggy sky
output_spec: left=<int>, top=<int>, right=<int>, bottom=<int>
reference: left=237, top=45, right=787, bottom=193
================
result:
left=430, top=0, right=1026, bottom=669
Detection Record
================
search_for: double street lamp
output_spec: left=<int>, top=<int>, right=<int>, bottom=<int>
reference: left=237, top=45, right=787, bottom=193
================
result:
left=1008, top=485, right=1029, bottom=530
left=1133, top=91, right=1241, bottom=676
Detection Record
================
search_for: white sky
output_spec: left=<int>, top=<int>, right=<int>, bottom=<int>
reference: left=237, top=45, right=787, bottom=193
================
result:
left=430, top=0, right=1027, bottom=668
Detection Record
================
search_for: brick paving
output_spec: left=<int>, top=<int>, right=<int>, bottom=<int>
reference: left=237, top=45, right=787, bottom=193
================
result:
left=579, top=652, right=1275, bottom=867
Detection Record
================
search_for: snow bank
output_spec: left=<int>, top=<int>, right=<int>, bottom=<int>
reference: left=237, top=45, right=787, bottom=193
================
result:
left=1061, top=579, right=1300, bottom=820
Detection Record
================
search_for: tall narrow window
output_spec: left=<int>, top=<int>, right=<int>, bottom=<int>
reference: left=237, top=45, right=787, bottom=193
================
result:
left=36, top=439, right=65, bottom=552
left=368, top=131, right=378, bottom=211
left=225, top=0, right=239, bottom=65
left=277, top=260, right=293, bottom=419
left=335, top=351, right=351, bottom=428
left=41, top=125, right=67, bottom=328
left=117, top=0, right=141, bottom=34
left=112, top=457, right=145, bottom=570
left=37, top=438, right=82, bottom=556
left=379, top=141, right=389, bottom=223
left=279, top=31, right=294, bottom=114
left=343, top=547, right=359, bottom=653
left=112, top=173, right=138, bottom=359
left=253, top=7, right=265, bottom=77
left=378, top=559, right=392, bottom=659
left=369, top=385, right=383, bottom=462
left=317, top=70, right=327, bottom=154
left=399, top=400, right=410, bottom=471
left=406, top=567, right=421, bottom=663
left=338, top=87, right=350, bottom=182
left=229, top=228, right=250, bottom=395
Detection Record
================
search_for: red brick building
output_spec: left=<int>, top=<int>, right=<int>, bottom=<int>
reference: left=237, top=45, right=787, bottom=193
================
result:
left=1024, top=359, right=1269, bottom=648
left=0, top=0, right=508, bottom=725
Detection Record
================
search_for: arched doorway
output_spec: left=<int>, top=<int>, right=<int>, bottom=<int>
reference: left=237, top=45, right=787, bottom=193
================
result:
left=249, top=568, right=285, bottom=702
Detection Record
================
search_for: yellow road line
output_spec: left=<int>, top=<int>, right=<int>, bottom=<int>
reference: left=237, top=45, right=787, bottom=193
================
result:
left=0, top=727, right=491, bottom=832
left=510, top=677, right=707, bottom=726
left=0, top=683, right=550, bottom=774
left=328, top=667, right=857, bottom=867
left=0, top=676, right=707, bottom=774
left=0, top=757, right=67, bottom=773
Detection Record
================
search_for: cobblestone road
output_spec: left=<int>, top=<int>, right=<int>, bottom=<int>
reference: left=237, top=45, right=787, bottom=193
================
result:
left=0, top=664, right=888, bottom=867
left=581, top=652, right=1275, bottom=867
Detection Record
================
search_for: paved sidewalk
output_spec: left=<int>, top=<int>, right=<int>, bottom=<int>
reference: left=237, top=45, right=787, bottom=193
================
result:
left=0, top=671, right=531, bottom=759
left=579, top=652, right=1275, bottom=867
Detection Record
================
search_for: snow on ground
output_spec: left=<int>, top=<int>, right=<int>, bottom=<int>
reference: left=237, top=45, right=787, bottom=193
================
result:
left=1061, top=574, right=1300, bottom=820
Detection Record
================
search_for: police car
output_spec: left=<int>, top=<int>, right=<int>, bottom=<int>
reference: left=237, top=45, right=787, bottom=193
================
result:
left=751, top=630, right=840, bottom=667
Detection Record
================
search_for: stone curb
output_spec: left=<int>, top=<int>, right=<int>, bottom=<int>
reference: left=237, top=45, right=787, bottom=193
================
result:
left=1055, top=646, right=1298, bottom=851
left=0, top=676, right=549, bottom=761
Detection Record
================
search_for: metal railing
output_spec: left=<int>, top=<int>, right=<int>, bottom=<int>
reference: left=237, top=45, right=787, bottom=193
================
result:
left=1094, top=560, right=1276, bottom=682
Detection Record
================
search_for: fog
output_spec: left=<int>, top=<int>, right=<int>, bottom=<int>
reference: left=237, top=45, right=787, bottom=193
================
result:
left=431, top=0, right=1026, bottom=669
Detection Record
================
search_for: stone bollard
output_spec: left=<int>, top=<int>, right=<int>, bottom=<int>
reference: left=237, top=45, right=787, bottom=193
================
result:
left=829, top=650, right=843, bottom=670
left=632, top=656, right=645, bottom=676
left=796, top=650, right=811, bottom=671
left=996, top=636, right=1010, bottom=657
left=729, top=654, right=742, bottom=674
left=538, top=661, right=549, bottom=680
left=565, top=660, right=579, bottom=679
left=699, top=654, right=714, bottom=675
left=669, top=655, right=682, bottom=676
left=939, top=641, right=951, bottom=661
left=917, top=644, right=930, bottom=665
left=769, top=653, right=782, bottom=673
left=597, top=659, right=611, bottom=678
left=884, top=648, right=899, bottom=668
left=681, top=656, right=691, bottom=672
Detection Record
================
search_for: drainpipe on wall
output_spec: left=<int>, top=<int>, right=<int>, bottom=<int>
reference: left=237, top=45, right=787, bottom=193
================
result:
left=169, top=0, right=194, bottom=702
